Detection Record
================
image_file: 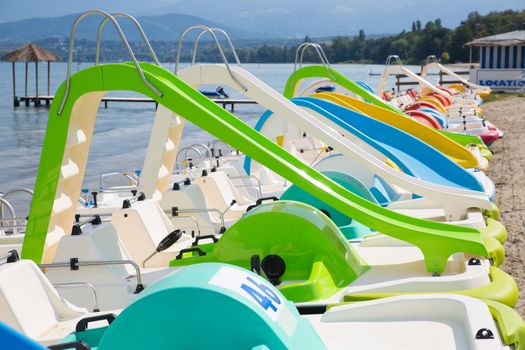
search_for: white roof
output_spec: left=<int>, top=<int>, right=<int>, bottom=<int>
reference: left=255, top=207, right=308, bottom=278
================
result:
left=466, top=30, right=525, bottom=46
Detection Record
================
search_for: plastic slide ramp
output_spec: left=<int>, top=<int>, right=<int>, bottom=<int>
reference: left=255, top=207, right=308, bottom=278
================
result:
left=378, top=58, right=469, bottom=106
left=310, top=92, right=491, bottom=182
left=170, top=64, right=492, bottom=222
left=315, top=91, right=491, bottom=169
left=314, top=92, right=454, bottom=153
left=283, top=65, right=488, bottom=157
left=21, top=61, right=496, bottom=276
left=421, top=55, right=491, bottom=98
left=271, top=96, right=486, bottom=192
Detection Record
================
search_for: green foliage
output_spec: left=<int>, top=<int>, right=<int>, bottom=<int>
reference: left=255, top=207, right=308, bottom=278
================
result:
left=2, top=10, right=523, bottom=64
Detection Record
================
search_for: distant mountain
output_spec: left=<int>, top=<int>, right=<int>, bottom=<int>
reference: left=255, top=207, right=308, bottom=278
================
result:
left=0, top=13, right=259, bottom=42
left=139, top=0, right=525, bottom=37
left=1, top=0, right=523, bottom=38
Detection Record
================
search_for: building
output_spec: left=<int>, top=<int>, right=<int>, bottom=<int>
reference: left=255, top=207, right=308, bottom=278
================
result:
left=466, top=30, right=525, bottom=92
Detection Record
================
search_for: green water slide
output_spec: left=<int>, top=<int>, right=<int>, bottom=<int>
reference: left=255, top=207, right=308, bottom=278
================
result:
left=22, top=62, right=493, bottom=274
left=283, top=65, right=490, bottom=156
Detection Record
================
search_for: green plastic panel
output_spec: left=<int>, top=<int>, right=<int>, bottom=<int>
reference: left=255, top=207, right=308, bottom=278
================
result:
left=23, top=63, right=488, bottom=274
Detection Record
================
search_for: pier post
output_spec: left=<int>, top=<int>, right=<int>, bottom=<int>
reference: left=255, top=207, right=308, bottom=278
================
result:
left=35, top=61, right=40, bottom=106
left=24, top=62, right=28, bottom=98
left=47, top=61, right=51, bottom=96
left=12, top=62, right=19, bottom=107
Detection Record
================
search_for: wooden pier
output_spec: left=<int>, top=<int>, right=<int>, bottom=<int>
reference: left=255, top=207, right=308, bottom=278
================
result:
left=394, top=69, right=472, bottom=92
left=14, top=95, right=258, bottom=112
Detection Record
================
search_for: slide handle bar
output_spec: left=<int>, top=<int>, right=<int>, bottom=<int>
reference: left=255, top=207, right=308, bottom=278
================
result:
left=289, top=42, right=336, bottom=88
left=174, top=25, right=247, bottom=91
left=58, top=10, right=162, bottom=115
left=95, top=13, right=160, bottom=66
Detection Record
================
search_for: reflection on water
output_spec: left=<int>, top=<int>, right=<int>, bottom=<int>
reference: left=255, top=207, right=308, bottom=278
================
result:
left=0, top=61, right=433, bottom=215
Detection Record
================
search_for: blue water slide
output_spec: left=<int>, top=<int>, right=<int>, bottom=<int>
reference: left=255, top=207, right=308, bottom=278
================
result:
left=419, top=107, right=447, bottom=128
left=0, top=322, right=46, bottom=350
left=293, top=97, right=484, bottom=192
left=356, top=81, right=375, bottom=94
left=246, top=97, right=484, bottom=193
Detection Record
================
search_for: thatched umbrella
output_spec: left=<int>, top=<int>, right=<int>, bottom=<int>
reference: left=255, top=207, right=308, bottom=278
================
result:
left=1, top=43, right=60, bottom=106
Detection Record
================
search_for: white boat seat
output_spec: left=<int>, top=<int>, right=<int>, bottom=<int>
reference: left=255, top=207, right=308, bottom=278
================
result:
left=160, top=184, right=223, bottom=235
left=217, top=165, right=259, bottom=200
left=193, top=172, right=254, bottom=220
left=0, top=260, right=90, bottom=345
left=111, top=200, right=192, bottom=268
left=204, top=171, right=253, bottom=205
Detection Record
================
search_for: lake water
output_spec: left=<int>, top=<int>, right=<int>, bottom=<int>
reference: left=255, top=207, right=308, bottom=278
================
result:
left=0, top=61, right=428, bottom=214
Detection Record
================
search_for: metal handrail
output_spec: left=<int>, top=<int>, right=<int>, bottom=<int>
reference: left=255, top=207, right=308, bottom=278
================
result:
left=0, top=219, right=27, bottom=233
left=97, top=187, right=137, bottom=195
left=0, top=250, right=18, bottom=265
left=0, top=198, right=17, bottom=234
left=0, top=189, right=30, bottom=227
left=175, top=147, right=205, bottom=169
left=170, top=208, right=225, bottom=231
left=207, top=139, right=239, bottom=158
left=289, top=42, right=336, bottom=88
left=385, top=55, right=404, bottom=67
left=177, top=146, right=204, bottom=159
left=40, top=259, right=144, bottom=294
left=174, top=25, right=248, bottom=91
left=171, top=215, right=201, bottom=237
left=58, top=10, right=162, bottom=115
left=192, top=27, right=241, bottom=66
left=424, top=55, right=440, bottom=66
left=53, top=282, right=100, bottom=312
left=298, top=43, right=330, bottom=68
left=99, top=172, right=139, bottom=190
left=189, top=143, right=212, bottom=158
left=228, top=175, right=263, bottom=198
left=1, top=188, right=34, bottom=200
left=95, top=13, right=160, bottom=66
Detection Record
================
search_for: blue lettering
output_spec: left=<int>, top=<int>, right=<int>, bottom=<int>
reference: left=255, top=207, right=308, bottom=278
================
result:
left=245, top=277, right=281, bottom=305
left=241, top=283, right=277, bottom=312
left=479, top=78, right=525, bottom=88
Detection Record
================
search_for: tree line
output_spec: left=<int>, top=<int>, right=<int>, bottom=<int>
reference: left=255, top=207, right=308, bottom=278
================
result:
left=231, top=9, right=524, bottom=64
left=2, top=10, right=524, bottom=64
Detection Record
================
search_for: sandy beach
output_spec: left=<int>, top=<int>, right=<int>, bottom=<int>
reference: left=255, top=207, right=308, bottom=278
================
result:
left=484, top=95, right=525, bottom=316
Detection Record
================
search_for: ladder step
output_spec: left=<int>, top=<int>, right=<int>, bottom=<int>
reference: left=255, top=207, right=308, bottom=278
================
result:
left=67, top=129, right=87, bottom=146
left=157, top=165, right=170, bottom=179
left=164, top=139, right=176, bottom=153
left=60, top=159, right=80, bottom=180
left=52, top=193, right=73, bottom=215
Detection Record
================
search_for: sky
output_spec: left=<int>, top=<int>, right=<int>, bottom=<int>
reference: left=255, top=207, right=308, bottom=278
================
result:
left=0, top=0, right=523, bottom=36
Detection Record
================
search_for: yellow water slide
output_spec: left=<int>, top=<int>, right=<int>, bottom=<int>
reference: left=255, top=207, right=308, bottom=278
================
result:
left=312, top=92, right=480, bottom=169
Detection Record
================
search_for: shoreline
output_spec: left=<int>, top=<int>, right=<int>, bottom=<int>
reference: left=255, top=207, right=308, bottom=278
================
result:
left=484, top=95, right=525, bottom=316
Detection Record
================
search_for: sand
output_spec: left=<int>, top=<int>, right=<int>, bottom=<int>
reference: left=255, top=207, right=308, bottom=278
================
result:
left=484, top=95, right=525, bottom=316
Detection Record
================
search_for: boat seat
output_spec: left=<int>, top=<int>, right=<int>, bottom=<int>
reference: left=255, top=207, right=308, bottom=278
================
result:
left=207, top=171, right=253, bottom=205
left=0, top=235, right=24, bottom=256
left=0, top=260, right=92, bottom=345
left=216, top=165, right=259, bottom=200
left=160, top=184, right=224, bottom=235
left=290, top=137, right=326, bottom=164
left=193, top=172, right=254, bottom=220
left=111, top=199, right=193, bottom=268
